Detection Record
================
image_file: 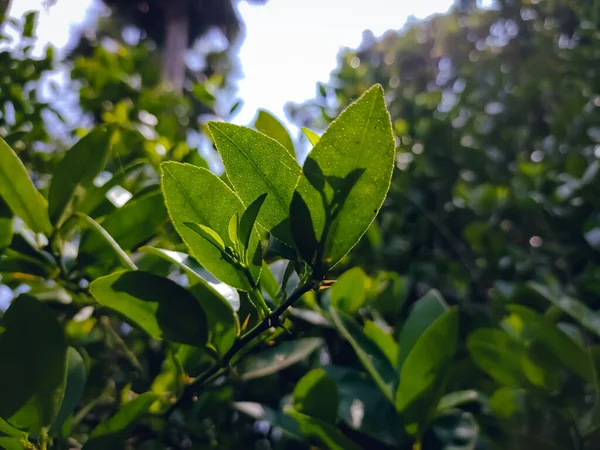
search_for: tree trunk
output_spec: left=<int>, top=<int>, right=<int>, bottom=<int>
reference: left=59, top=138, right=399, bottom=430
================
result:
left=162, top=0, right=189, bottom=94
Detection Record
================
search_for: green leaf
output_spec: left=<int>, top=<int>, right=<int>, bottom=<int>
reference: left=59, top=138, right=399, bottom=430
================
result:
left=330, top=267, right=369, bottom=315
left=259, top=261, right=280, bottom=303
left=228, top=212, right=239, bottom=246
left=48, top=127, right=113, bottom=227
left=325, top=366, right=402, bottom=446
left=291, top=85, right=395, bottom=270
left=0, top=199, right=13, bottom=252
left=0, top=137, right=52, bottom=234
left=161, top=162, right=262, bottom=290
left=140, top=247, right=240, bottom=354
left=254, top=109, right=295, bottom=156
left=364, top=321, right=398, bottom=367
left=293, top=368, right=339, bottom=423
left=90, top=270, right=208, bottom=346
left=302, top=127, right=320, bottom=146
left=397, top=289, right=447, bottom=369
left=208, top=122, right=301, bottom=246
left=80, top=190, right=166, bottom=254
left=74, top=212, right=136, bottom=271
left=237, top=337, right=323, bottom=380
left=395, top=308, right=459, bottom=415
left=467, top=328, right=527, bottom=387
left=184, top=222, right=227, bottom=253
left=49, top=348, right=87, bottom=436
left=82, top=393, right=158, bottom=450
left=0, top=437, right=28, bottom=450
left=329, top=307, right=396, bottom=404
left=506, top=305, right=595, bottom=382
left=286, top=410, right=361, bottom=450
left=239, top=192, right=268, bottom=251
left=527, top=282, right=600, bottom=338
left=0, top=295, right=68, bottom=428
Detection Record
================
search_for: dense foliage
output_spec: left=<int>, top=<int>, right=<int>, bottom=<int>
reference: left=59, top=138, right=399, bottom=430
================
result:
left=1, top=1, right=600, bottom=450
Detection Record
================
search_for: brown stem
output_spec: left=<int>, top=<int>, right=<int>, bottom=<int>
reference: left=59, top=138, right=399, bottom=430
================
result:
left=162, top=0, right=189, bottom=93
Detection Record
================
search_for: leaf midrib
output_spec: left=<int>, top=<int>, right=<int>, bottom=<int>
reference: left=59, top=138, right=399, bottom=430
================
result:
left=212, top=126, right=290, bottom=215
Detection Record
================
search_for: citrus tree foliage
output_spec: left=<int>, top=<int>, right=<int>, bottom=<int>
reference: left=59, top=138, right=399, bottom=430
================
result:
left=289, top=0, right=600, bottom=448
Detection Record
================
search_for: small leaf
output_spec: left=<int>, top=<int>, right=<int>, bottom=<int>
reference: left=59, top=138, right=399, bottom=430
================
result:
left=293, top=368, right=339, bottom=423
left=329, top=307, right=396, bottom=404
left=184, top=222, right=227, bottom=253
left=237, top=337, right=323, bottom=380
left=239, top=192, right=268, bottom=250
left=0, top=295, right=68, bottom=428
left=48, top=127, right=113, bottom=227
left=397, top=289, right=447, bottom=369
left=161, top=162, right=261, bottom=290
left=254, top=109, right=295, bottom=156
left=82, top=393, right=158, bottom=450
left=527, top=282, right=600, bottom=338
left=0, top=137, right=52, bottom=234
left=289, top=191, right=319, bottom=264
left=286, top=410, right=361, bottom=450
left=228, top=212, right=239, bottom=246
left=90, top=270, right=208, bottom=346
left=0, top=199, right=13, bottom=252
left=292, top=85, right=395, bottom=269
left=208, top=122, right=301, bottom=246
left=302, top=127, right=320, bottom=146
left=49, top=348, right=87, bottom=436
left=330, top=267, right=369, bottom=315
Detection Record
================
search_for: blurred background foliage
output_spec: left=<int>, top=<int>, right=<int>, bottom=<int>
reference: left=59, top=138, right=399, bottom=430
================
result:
left=2, top=0, right=600, bottom=448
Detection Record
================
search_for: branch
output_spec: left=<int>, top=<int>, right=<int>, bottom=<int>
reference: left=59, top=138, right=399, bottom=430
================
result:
left=166, top=278, right=319, bottom=416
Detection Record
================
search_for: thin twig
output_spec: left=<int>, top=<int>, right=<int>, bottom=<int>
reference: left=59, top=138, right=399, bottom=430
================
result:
left=166, top=279, right=319, bottom=416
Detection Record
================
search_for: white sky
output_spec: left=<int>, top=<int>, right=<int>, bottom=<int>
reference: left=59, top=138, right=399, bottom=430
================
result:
left=8, top=0, right=451, bottom=128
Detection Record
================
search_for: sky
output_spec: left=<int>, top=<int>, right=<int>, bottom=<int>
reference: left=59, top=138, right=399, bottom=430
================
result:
left=8, top=0, right=451, bottom=129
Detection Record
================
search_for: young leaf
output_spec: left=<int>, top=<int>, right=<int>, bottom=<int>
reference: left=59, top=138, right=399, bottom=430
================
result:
left=302, top=127, right=320, bottom=146
left=208, top=122, right=301, bottom=246
left=48, top=126, right=113, bottom=227
left=228, top=212, right=239, bottom=247
left=237, top=338, right=323, bottom=380
left=329, top=307, right=396, bottom=404
left=293, top=368, right=339, bottom=423
left=395, top=308, right=459, bottom=422
left=397, top=289, right=447, bottom=369
left=161, top=162, right=262, bottom=290
left=90, top=270, right=208, bottom=346
left=0, top=137, right=52, bottom=235
left=254, top=109, right=295, bottom=156
left=49, top=348, right=87, bottom=436
left=239, top=192, right=267, bottom=250
left=291, top=85, right=395, bottom=270
left=0, top=295, right=68, bottom=428
left=82, top=393, right=158, bottom=450
left=184, top=222, right=227, bottom=253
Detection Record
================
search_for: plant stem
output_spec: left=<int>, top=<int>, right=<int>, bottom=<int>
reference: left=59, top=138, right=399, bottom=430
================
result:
left=166, top=278, right=319, bottom=416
